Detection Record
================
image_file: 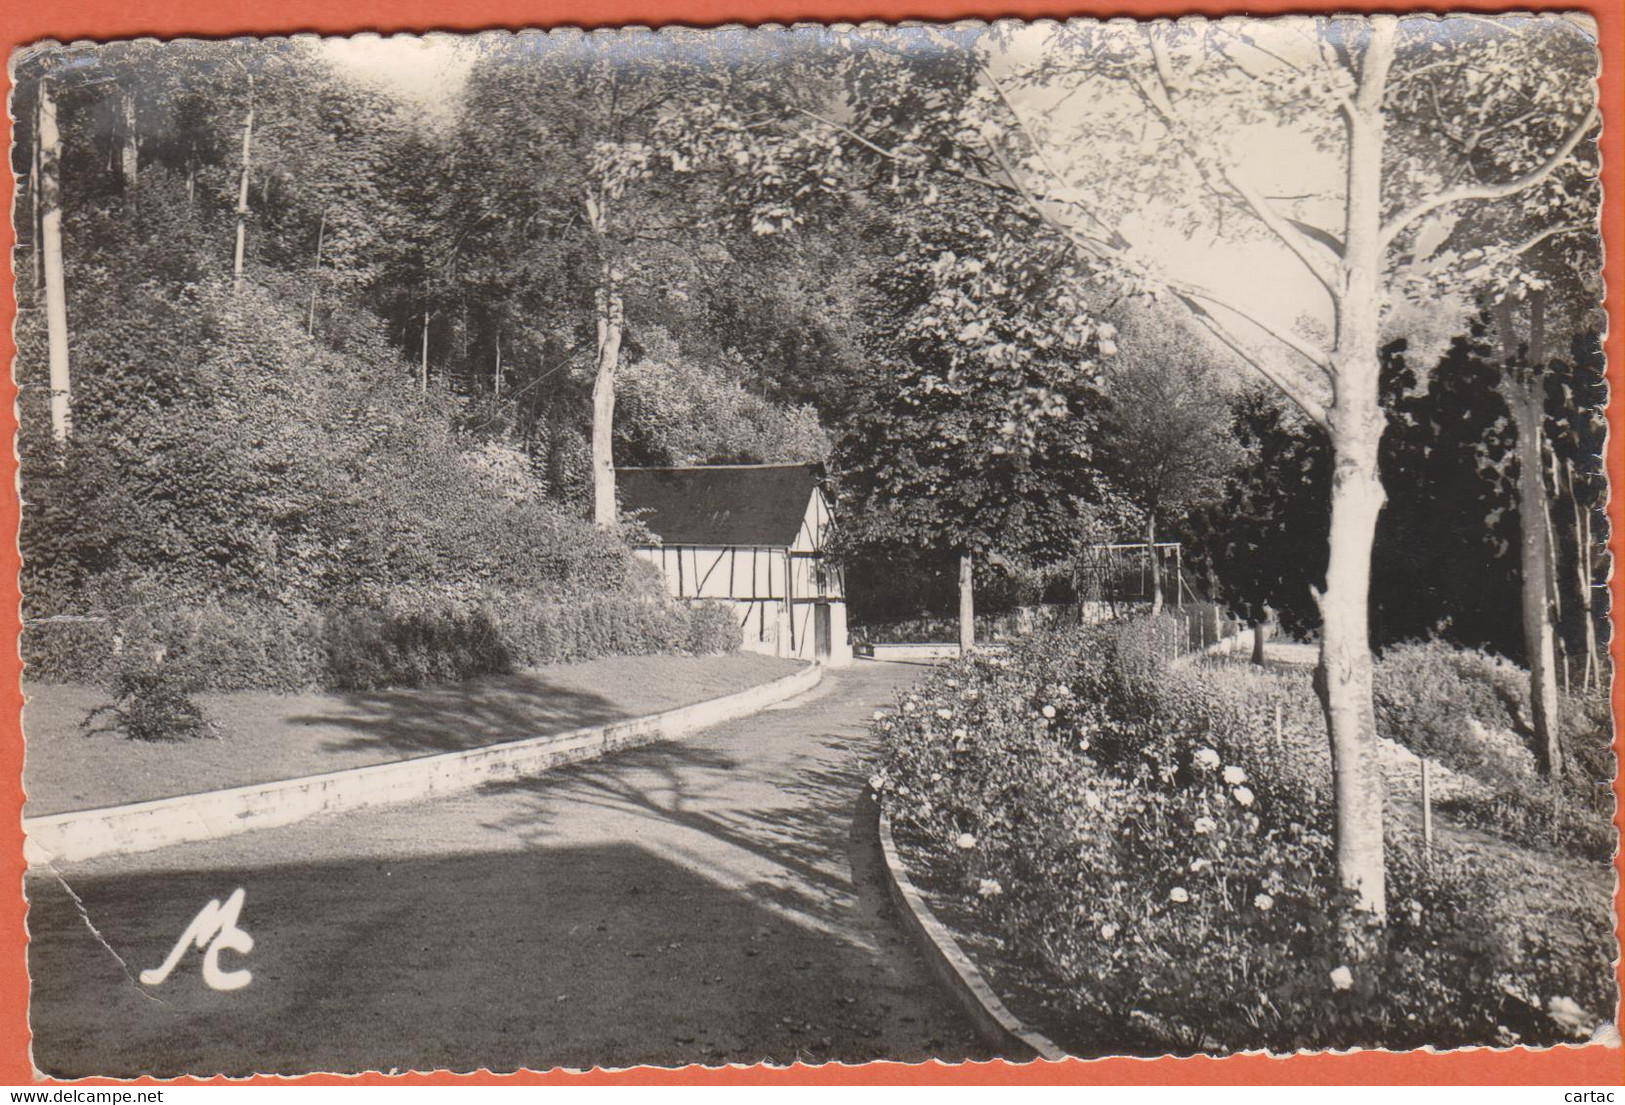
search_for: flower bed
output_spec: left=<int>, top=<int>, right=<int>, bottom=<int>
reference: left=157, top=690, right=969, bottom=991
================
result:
left=870, top=616, right=1616, bottom=1055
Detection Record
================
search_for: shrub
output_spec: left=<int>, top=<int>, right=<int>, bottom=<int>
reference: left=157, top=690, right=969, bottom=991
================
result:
left=123, top=601, right=329, bottom=692
left=497, top=595, right=683, bottom=667
left=1373, top=641, right=1533, bottom=786
left=22, top=617, right=116, bottom=684
left=872, top=618, right=1616, bottom=1054
left=322, top=594, right=513, bottom=691
left=81, top=664, right=217, bottom=743
left=1374, top=640, right=1615, bottom=862
left=24, top=599, right=329, bottom=692
left=686, top=601, right=743, bottom=656
left=25, top=588, right=741, bottom=694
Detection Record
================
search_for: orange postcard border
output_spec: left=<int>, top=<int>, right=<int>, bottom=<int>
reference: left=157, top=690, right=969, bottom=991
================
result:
left=0, top=0, right=1620, bottom=1087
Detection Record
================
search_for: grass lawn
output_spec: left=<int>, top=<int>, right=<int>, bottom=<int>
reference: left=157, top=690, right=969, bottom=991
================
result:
left=24, top=651, right=802, bottom=816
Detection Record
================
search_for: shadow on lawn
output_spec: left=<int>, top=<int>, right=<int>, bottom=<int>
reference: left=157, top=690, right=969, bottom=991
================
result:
left=290, top=672, right=627, bottom=759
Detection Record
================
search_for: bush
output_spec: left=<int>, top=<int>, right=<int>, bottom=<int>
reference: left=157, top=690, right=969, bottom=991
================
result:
left=322, top=597, right=512, bottom=691
left=25, top=600, right=328, bottom=692
left=1374, top=640, right=1614, bottom=862
left=686, top=601, right=743, bottom=656
left=498, top=594, right=679, bottom=667
left=81, top=664, right=217, bottom=742
left=1373, top=641, right=1533, bottom=786
left=22, top=617, right=117, bottom=685
left=25, top=589, right=740, bottom=694
left=872, top=618, right=1616, bottom=1054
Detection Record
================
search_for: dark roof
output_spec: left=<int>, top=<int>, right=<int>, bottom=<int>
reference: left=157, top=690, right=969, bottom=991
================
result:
left=618, top=464, right=823, bottom=548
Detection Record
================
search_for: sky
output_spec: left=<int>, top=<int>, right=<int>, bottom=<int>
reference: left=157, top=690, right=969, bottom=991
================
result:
left=993, top=18, right=1344, bottom=392
left=319, top=33, right=474, bottom=125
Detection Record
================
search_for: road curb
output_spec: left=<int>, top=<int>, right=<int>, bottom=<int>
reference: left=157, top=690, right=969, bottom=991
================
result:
left=24, top=662, right=824, bottom=867
left=874, top=802, right=1066, bottom=1062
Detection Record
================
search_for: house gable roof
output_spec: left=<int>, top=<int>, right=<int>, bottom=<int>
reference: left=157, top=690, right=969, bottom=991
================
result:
left=618, top=464, right=824, bottom=548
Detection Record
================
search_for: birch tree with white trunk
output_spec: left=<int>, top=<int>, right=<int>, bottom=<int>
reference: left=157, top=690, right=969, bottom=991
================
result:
left=38, top=74, right=72, bottom=442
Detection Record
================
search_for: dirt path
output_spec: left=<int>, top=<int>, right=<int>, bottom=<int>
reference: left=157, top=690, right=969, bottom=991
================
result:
left=26, top=661, right=990, bottom=1077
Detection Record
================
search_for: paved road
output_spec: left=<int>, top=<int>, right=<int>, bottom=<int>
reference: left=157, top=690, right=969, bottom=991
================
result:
left=26, top=661, right=989, bottom=1077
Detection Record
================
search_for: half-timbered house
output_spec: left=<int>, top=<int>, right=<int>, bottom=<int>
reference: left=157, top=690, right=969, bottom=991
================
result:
left=619, top=464, right=852, bottom=666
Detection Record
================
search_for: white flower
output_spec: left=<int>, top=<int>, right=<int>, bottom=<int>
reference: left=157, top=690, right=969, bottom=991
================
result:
left=1223, top=766, right=1247, bottom=785
left=1190, top=858, right=1211, bottom=873
left=1194, top=748, right=1221, bottom=770
left=872, top=710, right=889, bottom=721
left=1194, top=816, right=1217, bottom=835
left=1041, top=704, right=1057, bottom=719
left=897, top=785, right=911, bottom=797
left=930, top=772, right=942, bottom=783
left=1254, top=893, right=1274, bottom=912
left=903, top=700, right=917, bottom=714
left=1084, top=791, right=1104, bottom=813
left=956, top=833, right=977, bottom=850
left=1232, top=786, right=1255, bottom=807
left=936, top=708, right=954, bottom=720
left=1100, top=922, right=1119, bottom=940
left=977, top=878, right=1003, bottom=899
left=1329, top=966, right=1354, bottom=991
left=952, top=728, right=968, bottom=740
left=1168, top=886, right=1190, bottom=903
left=868, top=774, right=885, bottom=791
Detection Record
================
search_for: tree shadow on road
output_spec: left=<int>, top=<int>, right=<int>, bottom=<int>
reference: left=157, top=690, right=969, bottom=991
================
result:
left=289, top=673, right=625, bottom=759
left=464, top=669, right=932, bottom=977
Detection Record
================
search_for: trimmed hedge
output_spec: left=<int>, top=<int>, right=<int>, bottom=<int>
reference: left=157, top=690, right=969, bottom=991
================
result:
left=23, top=592, right=742, bottom=693
left=24, top=603, right=326, bottom=692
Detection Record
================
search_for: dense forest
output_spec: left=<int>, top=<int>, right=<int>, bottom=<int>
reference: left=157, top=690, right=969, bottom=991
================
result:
left=9, top=28, right=1608, bottom=697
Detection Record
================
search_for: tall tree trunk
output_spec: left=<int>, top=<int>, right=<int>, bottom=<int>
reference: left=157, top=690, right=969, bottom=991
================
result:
left=590, top=273, right=624, bottom=527
left=1541, top=437, right=1564, bottom=630
left=232, top=102, right=255, bottom=291
left=1498, top=296, right=1563, bottom=778
left=1251, top=619, right=1267, bottom=666
left=1318, top=388, right=1388, bottom=922
left=39, top=77, right=71, bottom=443
left=31, top=84, right=45, bottom=296
left=958, top=552, right=975, bottom=654
left=1145, top=508, right=1163, bottom=616
left=118, top=88, right=138, bottom=188
left=1567, top=459, right=1600, bottom=690
left=307, top=209, right=325, bottom=336
left=586, top=193, right=623, bottom=528
left=1315, top=20, right=1395, bottom=924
